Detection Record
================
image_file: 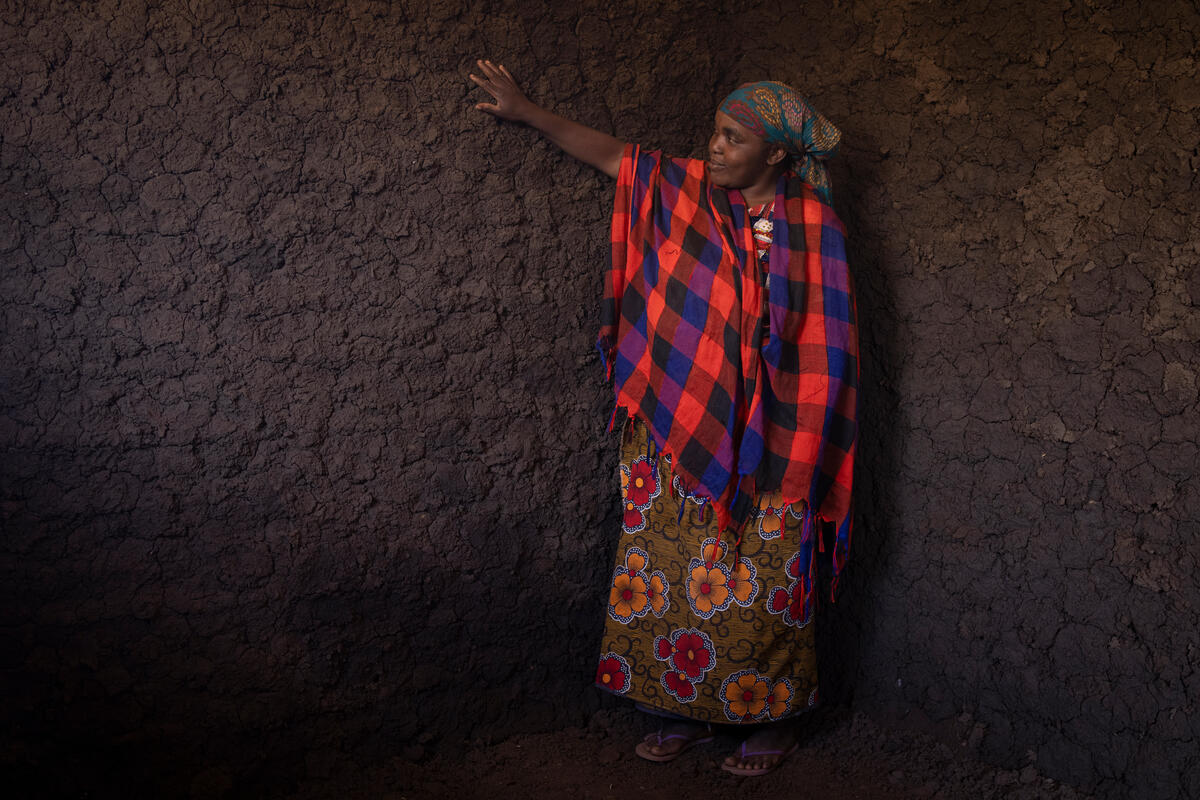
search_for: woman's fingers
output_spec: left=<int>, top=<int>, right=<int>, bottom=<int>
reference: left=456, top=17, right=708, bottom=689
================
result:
left=474, top=59, right=516, bottom=89
left=470, top=58, right=529, bottom=120
left=476, top=59, right=504, bottom=81
left=469, top=76, right=505, bottom=107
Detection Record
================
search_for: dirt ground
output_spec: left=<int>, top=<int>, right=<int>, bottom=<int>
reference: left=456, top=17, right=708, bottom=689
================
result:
left=285, top=707, right=1092, bottom=800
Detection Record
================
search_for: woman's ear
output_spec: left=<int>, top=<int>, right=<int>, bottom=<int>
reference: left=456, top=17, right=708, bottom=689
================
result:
left=766, top=145, right=788, bottom=166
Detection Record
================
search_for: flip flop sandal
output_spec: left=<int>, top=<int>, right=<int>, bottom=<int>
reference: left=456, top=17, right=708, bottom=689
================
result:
left=719, top=739, right=800, bottom=776
left=634, top=724, right=715, bottom=762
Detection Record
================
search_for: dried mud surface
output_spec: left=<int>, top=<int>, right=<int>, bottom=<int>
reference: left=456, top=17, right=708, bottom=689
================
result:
left=289, top=708, right=1093, bottom=800
left=2, top=1, right=1198, bottom=798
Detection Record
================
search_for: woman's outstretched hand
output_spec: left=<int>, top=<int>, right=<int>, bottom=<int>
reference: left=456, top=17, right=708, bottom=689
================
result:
left=468, top=57, right=624, bottom=179
left=470, top=59, right=536, bottom=122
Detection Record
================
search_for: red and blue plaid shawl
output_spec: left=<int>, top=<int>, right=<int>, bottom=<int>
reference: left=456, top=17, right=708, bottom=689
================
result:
left=599, top=144, right=858, bottom=595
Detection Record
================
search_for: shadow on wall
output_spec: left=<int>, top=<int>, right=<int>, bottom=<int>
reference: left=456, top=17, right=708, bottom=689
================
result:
left=816, top=144, right=904, bottom=711
left=6, top=502, right=617, bottom=797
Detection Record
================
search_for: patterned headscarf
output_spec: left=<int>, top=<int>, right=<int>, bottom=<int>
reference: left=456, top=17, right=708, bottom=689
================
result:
left=718, top=81, right=841, bottom=205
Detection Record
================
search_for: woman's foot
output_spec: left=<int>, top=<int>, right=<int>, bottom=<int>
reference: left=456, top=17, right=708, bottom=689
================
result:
left=634, top=720, right=714, bottom=762
left=721, top=724, right=799, bottom=776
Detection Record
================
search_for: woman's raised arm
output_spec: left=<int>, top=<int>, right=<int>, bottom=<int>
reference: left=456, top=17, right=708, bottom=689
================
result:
left=469, top=59, right=624, bottom=179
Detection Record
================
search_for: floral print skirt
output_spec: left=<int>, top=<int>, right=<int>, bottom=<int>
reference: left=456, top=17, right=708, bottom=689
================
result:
left=595, top=418, right=818, bottom=724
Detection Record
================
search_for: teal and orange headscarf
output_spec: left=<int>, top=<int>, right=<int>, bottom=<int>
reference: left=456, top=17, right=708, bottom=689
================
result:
left=718, top=81, right=841, bottom=205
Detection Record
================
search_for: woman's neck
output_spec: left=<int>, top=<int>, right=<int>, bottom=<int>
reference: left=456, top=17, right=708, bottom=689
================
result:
left=740, top=164, right=787, bottom=206
left=742, top=187, right=775, bottom=206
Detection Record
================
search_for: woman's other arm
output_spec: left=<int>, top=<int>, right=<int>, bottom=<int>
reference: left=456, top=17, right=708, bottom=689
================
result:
left=469, top=59, right=624, bottom=179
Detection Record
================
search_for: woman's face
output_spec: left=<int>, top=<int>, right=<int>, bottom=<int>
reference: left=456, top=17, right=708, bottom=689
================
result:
left=707, top=111, right=785, bottom=191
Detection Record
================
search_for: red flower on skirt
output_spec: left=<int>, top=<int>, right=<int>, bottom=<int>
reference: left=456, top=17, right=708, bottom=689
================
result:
left=786, top=550, right=803, bottom=580
left=596, top=653, right=631, bottom=694
left=662, top=669, right=697, bottom=701
left=625, top=457, right=659, bottom=508
left=622, top=500, right=646, bottom=533
left=768, top=581, right=812, bottom=627
left=768, top=551, right=812, bottom=628
left=653, top=628, right=716, bottom=704
left=663, top=631, right=712, bottom=679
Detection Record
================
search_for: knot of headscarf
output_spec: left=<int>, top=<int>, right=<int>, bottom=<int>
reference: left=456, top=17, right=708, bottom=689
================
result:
left=718, top=81, right=841, bottom=205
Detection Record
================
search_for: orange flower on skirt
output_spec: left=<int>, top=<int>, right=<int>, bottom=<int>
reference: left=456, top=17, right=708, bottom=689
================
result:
left=722, top=670, right=771, bottom=721
left=758, top=509, right=783, bottom=539
left=647, top=570, right=670, bottom=617
left=686, top=561, right=731, bottom=619
left=609, top=571, right=648, bottom=622
left=728, top=557, right=759, bottom=607
left=610, top=546, right=665, bottom=622
left=765, top=677, right=793, bottom=719
left=757, top=491, right=785, bottom=540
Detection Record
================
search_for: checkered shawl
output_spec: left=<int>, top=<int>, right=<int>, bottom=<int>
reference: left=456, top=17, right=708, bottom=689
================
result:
left=599, top=145, right=858, bottom=589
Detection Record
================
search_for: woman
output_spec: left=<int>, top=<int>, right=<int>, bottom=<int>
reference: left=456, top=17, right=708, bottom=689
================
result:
left=470, top=60, right=858, bottom=776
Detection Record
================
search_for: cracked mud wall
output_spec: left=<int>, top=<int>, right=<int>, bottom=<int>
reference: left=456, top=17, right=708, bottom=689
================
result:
left=1, top=0, right=1197, bottom=797
left=819, top=4, right=1200, bottom=799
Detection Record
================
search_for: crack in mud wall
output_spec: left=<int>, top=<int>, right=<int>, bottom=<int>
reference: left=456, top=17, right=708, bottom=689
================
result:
left=1, top=1, right=1197, bottom=797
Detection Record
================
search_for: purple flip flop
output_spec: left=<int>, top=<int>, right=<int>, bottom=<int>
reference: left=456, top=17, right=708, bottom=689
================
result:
left=719, top=739, right=799, bottom=776
left=634, top=725, right=716, bottom=762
